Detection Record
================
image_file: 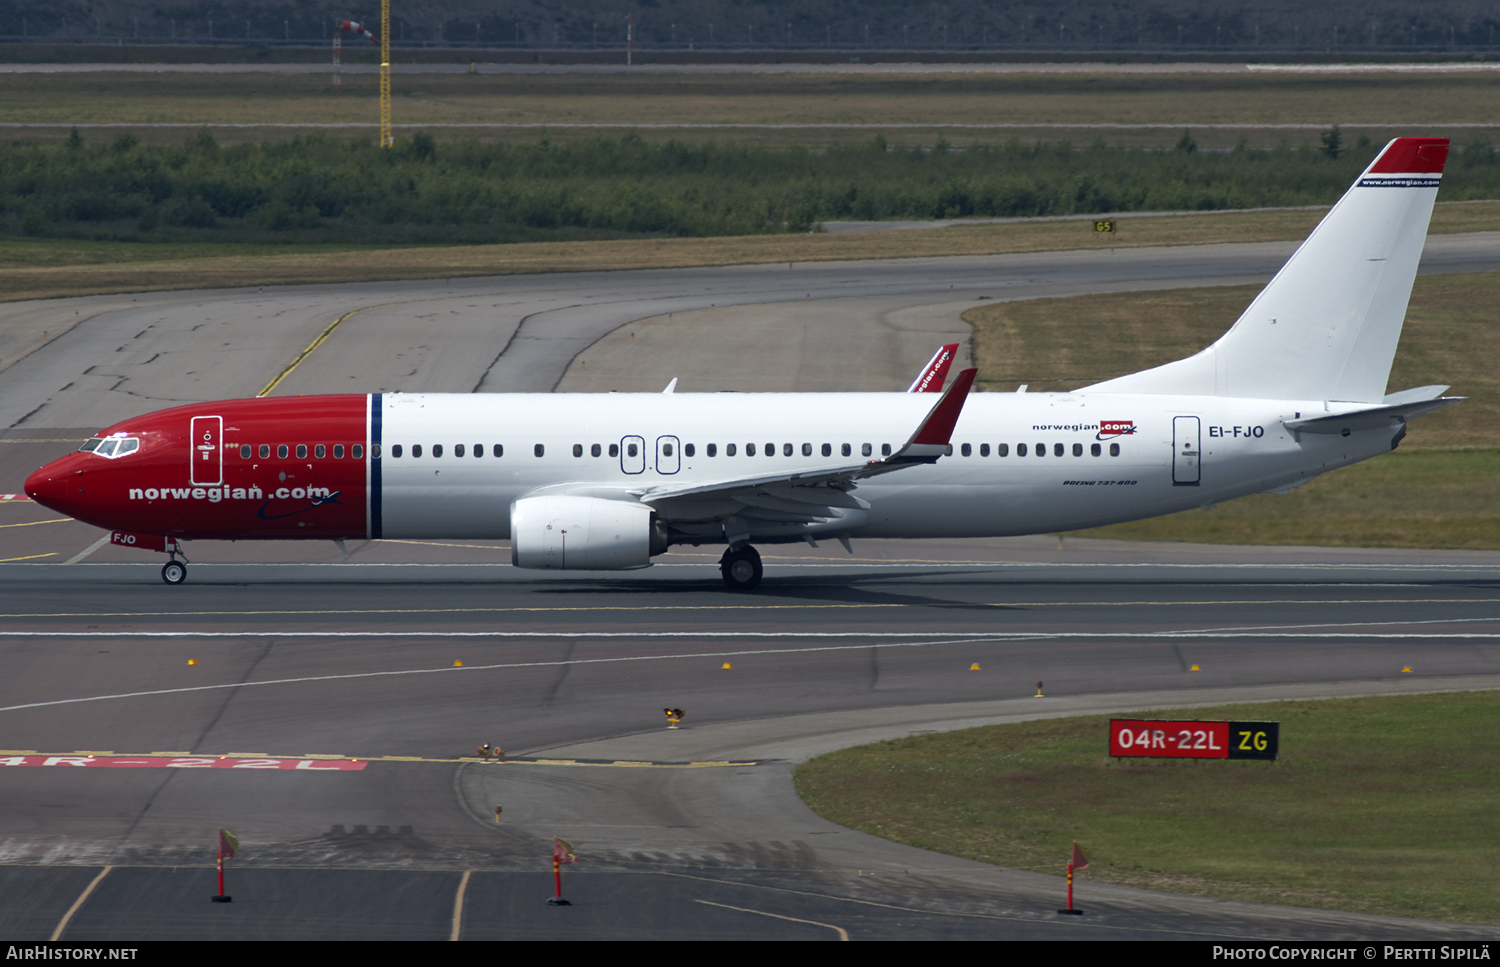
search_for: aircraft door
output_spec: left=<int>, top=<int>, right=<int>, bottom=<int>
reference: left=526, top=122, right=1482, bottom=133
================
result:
left=190, top=415, right=223, bottom=486
left=1172, top=416, right=1201, bottom=486
left=656, top=436, right=680, bottom=474
left=620, top=435, right=645, bottom=474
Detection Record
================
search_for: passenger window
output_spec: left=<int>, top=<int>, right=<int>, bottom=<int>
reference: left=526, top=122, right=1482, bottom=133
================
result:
left=1054, top=443, right=1064, bottom=457
left=296, top=444, right=307, bottom=459
left=707, top=443, right=717, bottom=457
left=1110, top=443, right=1120, bottom=457
left=1072, top=443, right=1083, bottom=457
left=782, top=443, right=791, bottom=457
left=881, top=444, right=892, bottom=457
left=821, top=443, right=831, bottom=457
left=534, top=444, right=545, bottom=457
left=1017, top=443, right=1028, bottom=456
left=412, top=444, right=423, bottom=458
left=259, top=444, right=270, bottom=459
left=802, top=443, right=813, bottom=457
left=663, top=443, right=674, bottom=457
left=434, top=444, right=444, bottom=458
left=1036, top=443, right=1046, bottom=457
left=997, top=444, right=1009, bottom=457
left=455, top=444, right=466, bottom=457
left=961, top=443, right=972, bottom=457
left=334, top=444, right=345, bottom=459
left=240, top=444, right=251, bottom=459
left=746, top=443, right=756, bottom=456
left=627, top=443, right=638, bottom=457
left=315, top=444, right=326, bottom=459
left=591, top=444, right=602, bottom=457
left=727, top=443, right=737, bottom=456
left=355, top=445, right=365, bottom=459
left=608, top=443, right=618, bottom=458
left=573, top=444, right=583, bottom=458
left=841, top=443, right=851, bottom=457
left=684, top=443, right=695, bottom=457
left=473, top=444, right=483, bottom=458
left=980, top=443, right=990, bottom=457
left=1091, top=443, right=1101, bottom=457
left=392, top=445, right=403, bottom=458
left=493, top=444, right=503, bottom=457
left=278, top=445, right=289, bottom=459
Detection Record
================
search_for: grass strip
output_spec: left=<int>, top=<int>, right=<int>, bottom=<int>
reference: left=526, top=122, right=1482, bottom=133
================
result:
left=795, top=693, right=1500, bottom=924
left=4, top=200, right=1498, bottom=304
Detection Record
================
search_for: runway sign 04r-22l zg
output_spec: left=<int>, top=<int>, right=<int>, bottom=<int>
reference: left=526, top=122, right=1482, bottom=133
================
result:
left=1109, top=720, right=1280, bottom=760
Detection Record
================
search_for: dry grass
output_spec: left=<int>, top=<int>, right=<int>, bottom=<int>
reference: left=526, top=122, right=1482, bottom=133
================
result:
left=796, top=693, right=1500, bottom=924
left=4, top=201, right=1497, bottom=304
left=7, top=72, right=1500, bottom=135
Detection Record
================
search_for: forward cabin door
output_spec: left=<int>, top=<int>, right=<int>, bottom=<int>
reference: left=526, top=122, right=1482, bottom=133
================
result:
left=1172, top=416, right=1201, bottom=486
left=190, top=415, right=223, bottom=486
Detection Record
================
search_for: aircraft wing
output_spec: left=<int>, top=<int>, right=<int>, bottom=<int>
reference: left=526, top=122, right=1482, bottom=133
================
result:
left=633, top=368, right=977, bottom=522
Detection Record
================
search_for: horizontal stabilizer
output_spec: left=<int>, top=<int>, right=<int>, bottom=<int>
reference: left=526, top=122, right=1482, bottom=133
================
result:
left=1283, top=397, right=1464, bottom=435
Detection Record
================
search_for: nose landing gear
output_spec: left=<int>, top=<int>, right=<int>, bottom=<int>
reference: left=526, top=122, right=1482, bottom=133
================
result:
left=160, top=545, right=189, bottom=585
left=719, top=545, right=762, bottom=591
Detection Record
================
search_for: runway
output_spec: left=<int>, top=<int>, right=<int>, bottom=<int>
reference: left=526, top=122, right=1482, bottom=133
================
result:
left=2, top=236, right=1498, bottom=940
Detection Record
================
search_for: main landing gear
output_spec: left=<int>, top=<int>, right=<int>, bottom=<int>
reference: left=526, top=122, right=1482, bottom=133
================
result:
left=719, top=545, right=762, bottom=591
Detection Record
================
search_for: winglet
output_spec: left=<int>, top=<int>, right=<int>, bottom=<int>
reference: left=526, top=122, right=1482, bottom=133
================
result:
left=893, top=367, right=976, bottom=461
left=663, top=378, right=678, bottom=394
left=907, top=344, right=960, bottom=392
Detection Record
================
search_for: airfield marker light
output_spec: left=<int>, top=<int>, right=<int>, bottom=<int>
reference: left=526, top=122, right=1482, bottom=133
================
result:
left=495, top=805, right=502, bottom=822
left=1402, top=666, right=1413, bottom=673
left=1034, top=681, right=1044, bottom=698
left=664, top=708, right=684, bottom=728
left=721, top=662, right=731, bottom=669
left=1190, top=665, right=1200, bottom=671
left=454, top=660, right=462, bottom=666
left=969, top=663, right=981, bottom=671
left=188, top=659, right=197, bottom=665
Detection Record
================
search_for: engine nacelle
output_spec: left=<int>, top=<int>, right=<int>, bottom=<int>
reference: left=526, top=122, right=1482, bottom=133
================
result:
left=510, top=495, right=664, bottom=570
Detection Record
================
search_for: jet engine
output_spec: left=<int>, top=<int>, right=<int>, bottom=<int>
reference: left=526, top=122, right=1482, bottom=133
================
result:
left=510, top=495, right=667, bottom=570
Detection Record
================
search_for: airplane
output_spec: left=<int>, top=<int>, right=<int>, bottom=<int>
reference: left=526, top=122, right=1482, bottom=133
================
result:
left=25, top=137, right=1462, bottom=591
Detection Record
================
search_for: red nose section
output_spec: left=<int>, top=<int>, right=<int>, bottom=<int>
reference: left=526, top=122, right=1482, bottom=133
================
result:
left=24, top=456, right=83, bottom=516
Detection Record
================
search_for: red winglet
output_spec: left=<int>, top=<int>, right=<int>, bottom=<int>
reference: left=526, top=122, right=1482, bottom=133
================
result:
left=910, top=367, right=977, bottom=446
left=908, top=343, right=960, bottom=393
left=1367, top=137, right=1449, bottom=175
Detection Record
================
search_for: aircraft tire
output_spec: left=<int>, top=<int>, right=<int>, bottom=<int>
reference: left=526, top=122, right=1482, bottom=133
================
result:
left=161, top=561, right=187, bottom=585
left=719, top=546, right=762, bottom=591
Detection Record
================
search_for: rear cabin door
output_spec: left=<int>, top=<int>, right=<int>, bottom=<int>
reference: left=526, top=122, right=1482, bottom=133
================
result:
left=1172, top=416, right=1201, bottom=486
left=190, top=415, right=223, bottom=486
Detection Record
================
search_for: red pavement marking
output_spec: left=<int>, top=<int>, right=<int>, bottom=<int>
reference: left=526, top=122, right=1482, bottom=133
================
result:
left=0, top=755, right=367, bottom=770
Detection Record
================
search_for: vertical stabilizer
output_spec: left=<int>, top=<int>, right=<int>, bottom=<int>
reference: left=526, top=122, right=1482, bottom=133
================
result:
left=1084, top=138, right=1448, bottom=402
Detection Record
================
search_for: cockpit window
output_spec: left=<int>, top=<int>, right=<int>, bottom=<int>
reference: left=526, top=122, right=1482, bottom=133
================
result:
left=80, top=438, right=102, bottom=452
left=86, top=437, right=139, bottom=459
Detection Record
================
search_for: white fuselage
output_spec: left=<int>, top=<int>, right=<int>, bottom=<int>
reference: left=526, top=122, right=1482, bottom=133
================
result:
left=378, top=391, right=1390, bottom=542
